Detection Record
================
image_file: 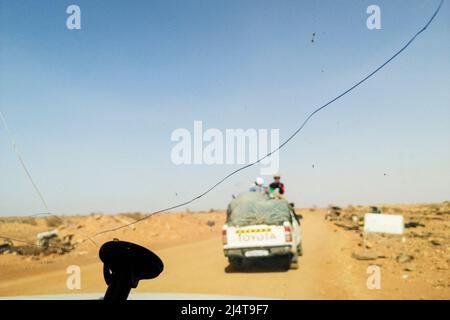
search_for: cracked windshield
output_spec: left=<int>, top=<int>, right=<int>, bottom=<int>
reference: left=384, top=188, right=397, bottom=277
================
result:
left=0, top=0, right=449, bottom=300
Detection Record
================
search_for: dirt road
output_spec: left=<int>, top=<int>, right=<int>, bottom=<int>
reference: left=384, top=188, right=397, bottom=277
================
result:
left=140, top=212, right=372, bottom=299
left=0, top=210, right=448, bottom=299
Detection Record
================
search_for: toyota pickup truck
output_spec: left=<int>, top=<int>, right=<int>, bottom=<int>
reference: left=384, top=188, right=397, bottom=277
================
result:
left=222, top=192, right=302, bottom=269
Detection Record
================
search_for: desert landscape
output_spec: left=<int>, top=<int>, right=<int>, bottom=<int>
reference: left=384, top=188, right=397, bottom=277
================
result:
left=0, top=202, right=449, bottom=299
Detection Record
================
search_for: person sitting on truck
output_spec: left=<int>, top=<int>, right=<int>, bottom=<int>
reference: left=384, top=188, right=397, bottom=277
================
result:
left=269, top=174, right=285, bottom=195
left=249, top=177, right=266, bottom=193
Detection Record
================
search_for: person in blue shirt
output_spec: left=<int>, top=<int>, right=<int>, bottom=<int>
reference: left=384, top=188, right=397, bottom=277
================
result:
left=249, top=177, right=267, bottom=193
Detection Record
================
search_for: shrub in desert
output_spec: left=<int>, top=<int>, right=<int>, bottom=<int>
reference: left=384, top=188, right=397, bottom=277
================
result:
left=345, top=205, right=356, bottom=214
left=46, top=216, right=63, bottom=228
left=392, top=207, right=403, bottom=214
left=380, top=206, right=390, bottom=213
left=427, top=204, right=440, bottom=212
left=21, top=217, right=37, bottom=226
left=124, top=212, right=144, bottom=220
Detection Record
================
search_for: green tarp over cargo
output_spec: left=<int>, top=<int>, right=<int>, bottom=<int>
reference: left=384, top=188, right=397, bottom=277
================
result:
left=226, top=192, right=293, bottom=227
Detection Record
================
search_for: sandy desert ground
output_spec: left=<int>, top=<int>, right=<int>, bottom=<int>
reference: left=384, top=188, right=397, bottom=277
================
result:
left=0, top=202, right=449, bottom=299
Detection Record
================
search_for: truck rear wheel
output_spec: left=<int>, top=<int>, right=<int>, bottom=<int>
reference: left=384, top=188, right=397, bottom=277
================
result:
left=228, top=257, right=244, bottom=268
left=289, top=252, right=299, bottom=270
left=297, top=243, right=303, bottom=256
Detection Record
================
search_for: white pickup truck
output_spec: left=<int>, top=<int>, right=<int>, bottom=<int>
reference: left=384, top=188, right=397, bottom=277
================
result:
left=222, top=193, right=302, bottom=269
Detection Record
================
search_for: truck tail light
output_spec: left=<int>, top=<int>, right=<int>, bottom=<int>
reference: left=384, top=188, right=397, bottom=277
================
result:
left=222, top=228, right=228, bottom=245
left=284, top=222, right=292, bottom=242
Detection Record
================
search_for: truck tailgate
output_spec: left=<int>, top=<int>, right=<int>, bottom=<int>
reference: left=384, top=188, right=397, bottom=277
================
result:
left=226, top=225, right=286, bottom=248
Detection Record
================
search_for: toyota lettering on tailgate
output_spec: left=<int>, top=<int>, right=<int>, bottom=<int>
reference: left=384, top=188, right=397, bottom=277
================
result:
left=238, top=232, right=277, bottom=242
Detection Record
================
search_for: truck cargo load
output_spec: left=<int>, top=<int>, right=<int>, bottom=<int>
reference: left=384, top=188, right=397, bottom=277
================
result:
left=226, top=192, right=293, bottom=227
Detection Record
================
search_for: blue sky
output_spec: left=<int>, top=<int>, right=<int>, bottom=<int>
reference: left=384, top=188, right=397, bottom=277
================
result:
left=0, top=0, right=449, bottom=216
